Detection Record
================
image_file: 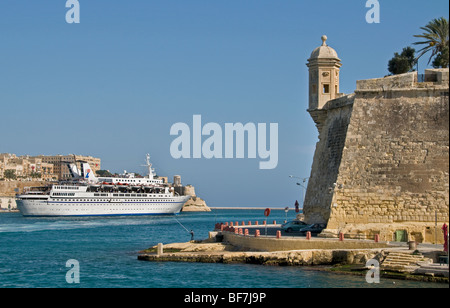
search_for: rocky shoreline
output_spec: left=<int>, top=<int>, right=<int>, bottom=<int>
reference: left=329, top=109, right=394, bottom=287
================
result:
left=138, top=240, right=386, bottom=266
left=138, top=238, right=449, bottom=283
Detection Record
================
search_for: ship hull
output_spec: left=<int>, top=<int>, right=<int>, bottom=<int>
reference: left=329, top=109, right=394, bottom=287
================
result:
left=16, top=196, right=190, bottom=217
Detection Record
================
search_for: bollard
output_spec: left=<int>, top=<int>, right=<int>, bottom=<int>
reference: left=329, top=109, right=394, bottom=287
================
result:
left=255, top=221, right=259, bottom=225
left=238, top=228, right=243, bottom=235
left=273, top=220, right=277, bottom=225
left=255, top=229, right=260, bottom=237
left=374, top=234, right=380, bottom=243
left=221, top=224, right=225, bottom=232
left=242, top=221, right=245, bottom=226
left=263, top=220, right=267, bottom=225
left=408, top=240, right=417, bottom=251
left=339, top=232, right=344, bottom=241
left=224, top=222, right=228, bottom=227
left=248, top=221, right=252, bottom=226
left=234, top=228, right=239, bottom=234
left=244, top=229, right=249, bottom=236
left=157, top=243, right=164, bottom=256
left=230, top=222, right=233, bottom=227
left=235, top=221, right=239, bottom=227
left=276, top=230, right=281, bottom=239
left=306, top=231, right=311, bottom=240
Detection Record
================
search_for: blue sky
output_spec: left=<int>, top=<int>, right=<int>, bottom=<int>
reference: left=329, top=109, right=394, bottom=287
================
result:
left=1, top=0, right=448, bottom=207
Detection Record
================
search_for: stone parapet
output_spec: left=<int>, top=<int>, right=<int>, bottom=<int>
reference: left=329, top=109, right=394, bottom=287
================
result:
left=356, top=71, right=416, bottom=91
left=222, top=232, right=388, bottom=252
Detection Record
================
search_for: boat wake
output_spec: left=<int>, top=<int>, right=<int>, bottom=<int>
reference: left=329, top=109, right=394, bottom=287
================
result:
left=0, top=215, right=175, bottom=234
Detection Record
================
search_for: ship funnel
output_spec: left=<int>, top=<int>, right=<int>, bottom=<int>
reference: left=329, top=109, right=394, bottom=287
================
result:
left=81, top=162, right=98, bottom=183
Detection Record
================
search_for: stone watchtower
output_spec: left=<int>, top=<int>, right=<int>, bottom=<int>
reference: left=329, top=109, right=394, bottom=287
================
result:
left=303, top=35, right=352, bottom=225
left=307, top=35, right=342, bottom=112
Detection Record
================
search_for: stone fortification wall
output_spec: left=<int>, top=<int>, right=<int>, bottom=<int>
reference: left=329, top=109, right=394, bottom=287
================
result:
left=0, top=180, right=48, bottom=210
left=304, top=95, right=354, bottom=224
left=304, top=70, right=449, bottom=243
left=0, top=180, right=47, bottom=197
left=328, top=83, right=449, bottom=236
left=175, top=184, right=211, bottom=212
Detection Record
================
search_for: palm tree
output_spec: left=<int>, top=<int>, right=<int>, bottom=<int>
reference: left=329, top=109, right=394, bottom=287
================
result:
left=413, top=17, right=449, bottom=68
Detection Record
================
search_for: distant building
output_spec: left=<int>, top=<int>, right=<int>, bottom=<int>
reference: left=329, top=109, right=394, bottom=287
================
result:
left=34, top=154, right=101, bottom=180
left=0, top=153, right=55, bottom=181
left=0, top=153, right=100, bottom=181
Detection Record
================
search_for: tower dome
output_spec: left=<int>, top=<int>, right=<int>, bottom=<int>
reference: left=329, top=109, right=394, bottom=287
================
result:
left=309, top=35, right=340, bottom=60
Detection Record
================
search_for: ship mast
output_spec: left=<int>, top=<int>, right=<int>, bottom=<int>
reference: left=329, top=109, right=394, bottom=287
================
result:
left=144, top=153, right=156, bottom=180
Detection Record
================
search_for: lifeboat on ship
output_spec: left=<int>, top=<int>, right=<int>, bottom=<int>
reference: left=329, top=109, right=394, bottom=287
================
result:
left=102, top=181, right=115, bottom=189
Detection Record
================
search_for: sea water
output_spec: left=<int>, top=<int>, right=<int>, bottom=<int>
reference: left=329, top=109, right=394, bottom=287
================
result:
left=0, top=210, right=445, bottom=288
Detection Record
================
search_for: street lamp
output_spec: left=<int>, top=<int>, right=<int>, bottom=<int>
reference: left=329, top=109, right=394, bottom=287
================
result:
left=289, top=175, right=309, bottom=182
left=296, top=182, right=307, bottom=209
left=289, top=175, right=309, bottom=209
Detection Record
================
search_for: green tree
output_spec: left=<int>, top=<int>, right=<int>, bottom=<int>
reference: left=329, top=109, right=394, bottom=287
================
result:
left=30, top=172, right=42, bottom=179
left=388, top=47, right=416, bottom=75
left=96, top=170, right=114, bottom=177
left=432, top=45, right=449, bottom=68
left=413, top=17, right=449, bottom=68
left=4, top=169, right=17, bottom=180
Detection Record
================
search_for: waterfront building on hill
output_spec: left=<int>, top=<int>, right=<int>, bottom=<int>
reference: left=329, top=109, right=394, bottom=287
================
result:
left=0, top=153, right=100, bottom=181
left=0, top=153, right=55, bottom=181
left=35, top=154, right=101, bottom=181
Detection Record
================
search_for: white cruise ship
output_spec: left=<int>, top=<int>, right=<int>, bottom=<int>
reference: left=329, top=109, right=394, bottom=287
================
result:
left=16, top=154, right=190, bottom=217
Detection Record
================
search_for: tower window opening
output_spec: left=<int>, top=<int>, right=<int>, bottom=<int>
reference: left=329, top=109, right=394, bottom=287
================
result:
left=323, top=84, right=330, bottom=94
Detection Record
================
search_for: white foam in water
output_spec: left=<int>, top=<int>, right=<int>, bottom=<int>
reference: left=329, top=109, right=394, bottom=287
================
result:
left=0, top=215, right=173, bottom=233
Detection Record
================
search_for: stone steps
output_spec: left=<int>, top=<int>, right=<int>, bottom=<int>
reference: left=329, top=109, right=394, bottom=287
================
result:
left=415, top=264, right=449, bottom=278
left=381, top=251, right=432, bottom=273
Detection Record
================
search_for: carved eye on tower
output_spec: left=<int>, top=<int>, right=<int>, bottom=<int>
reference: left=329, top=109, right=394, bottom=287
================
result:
left=322, top=72, right=330, bottom=77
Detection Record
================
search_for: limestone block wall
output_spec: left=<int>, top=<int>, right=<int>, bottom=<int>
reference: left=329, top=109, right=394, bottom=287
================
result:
left=0, top=180, right=47, bottom=210
left=328, top=86, right=449, bottom=231
left=304, top=70, right=449, bottom=243
left=0, top=180, right=47, bottom=197
left=0, top=197, right=17, bottom=210
left=222, top=232, right=388, bottom=252
left=303, top=95, right=354, bottom=224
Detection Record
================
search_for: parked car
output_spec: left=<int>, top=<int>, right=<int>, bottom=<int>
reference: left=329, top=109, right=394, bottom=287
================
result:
left=298, top=223, right=327, bottom=235
left=281, top=220, right=308, bottom=233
